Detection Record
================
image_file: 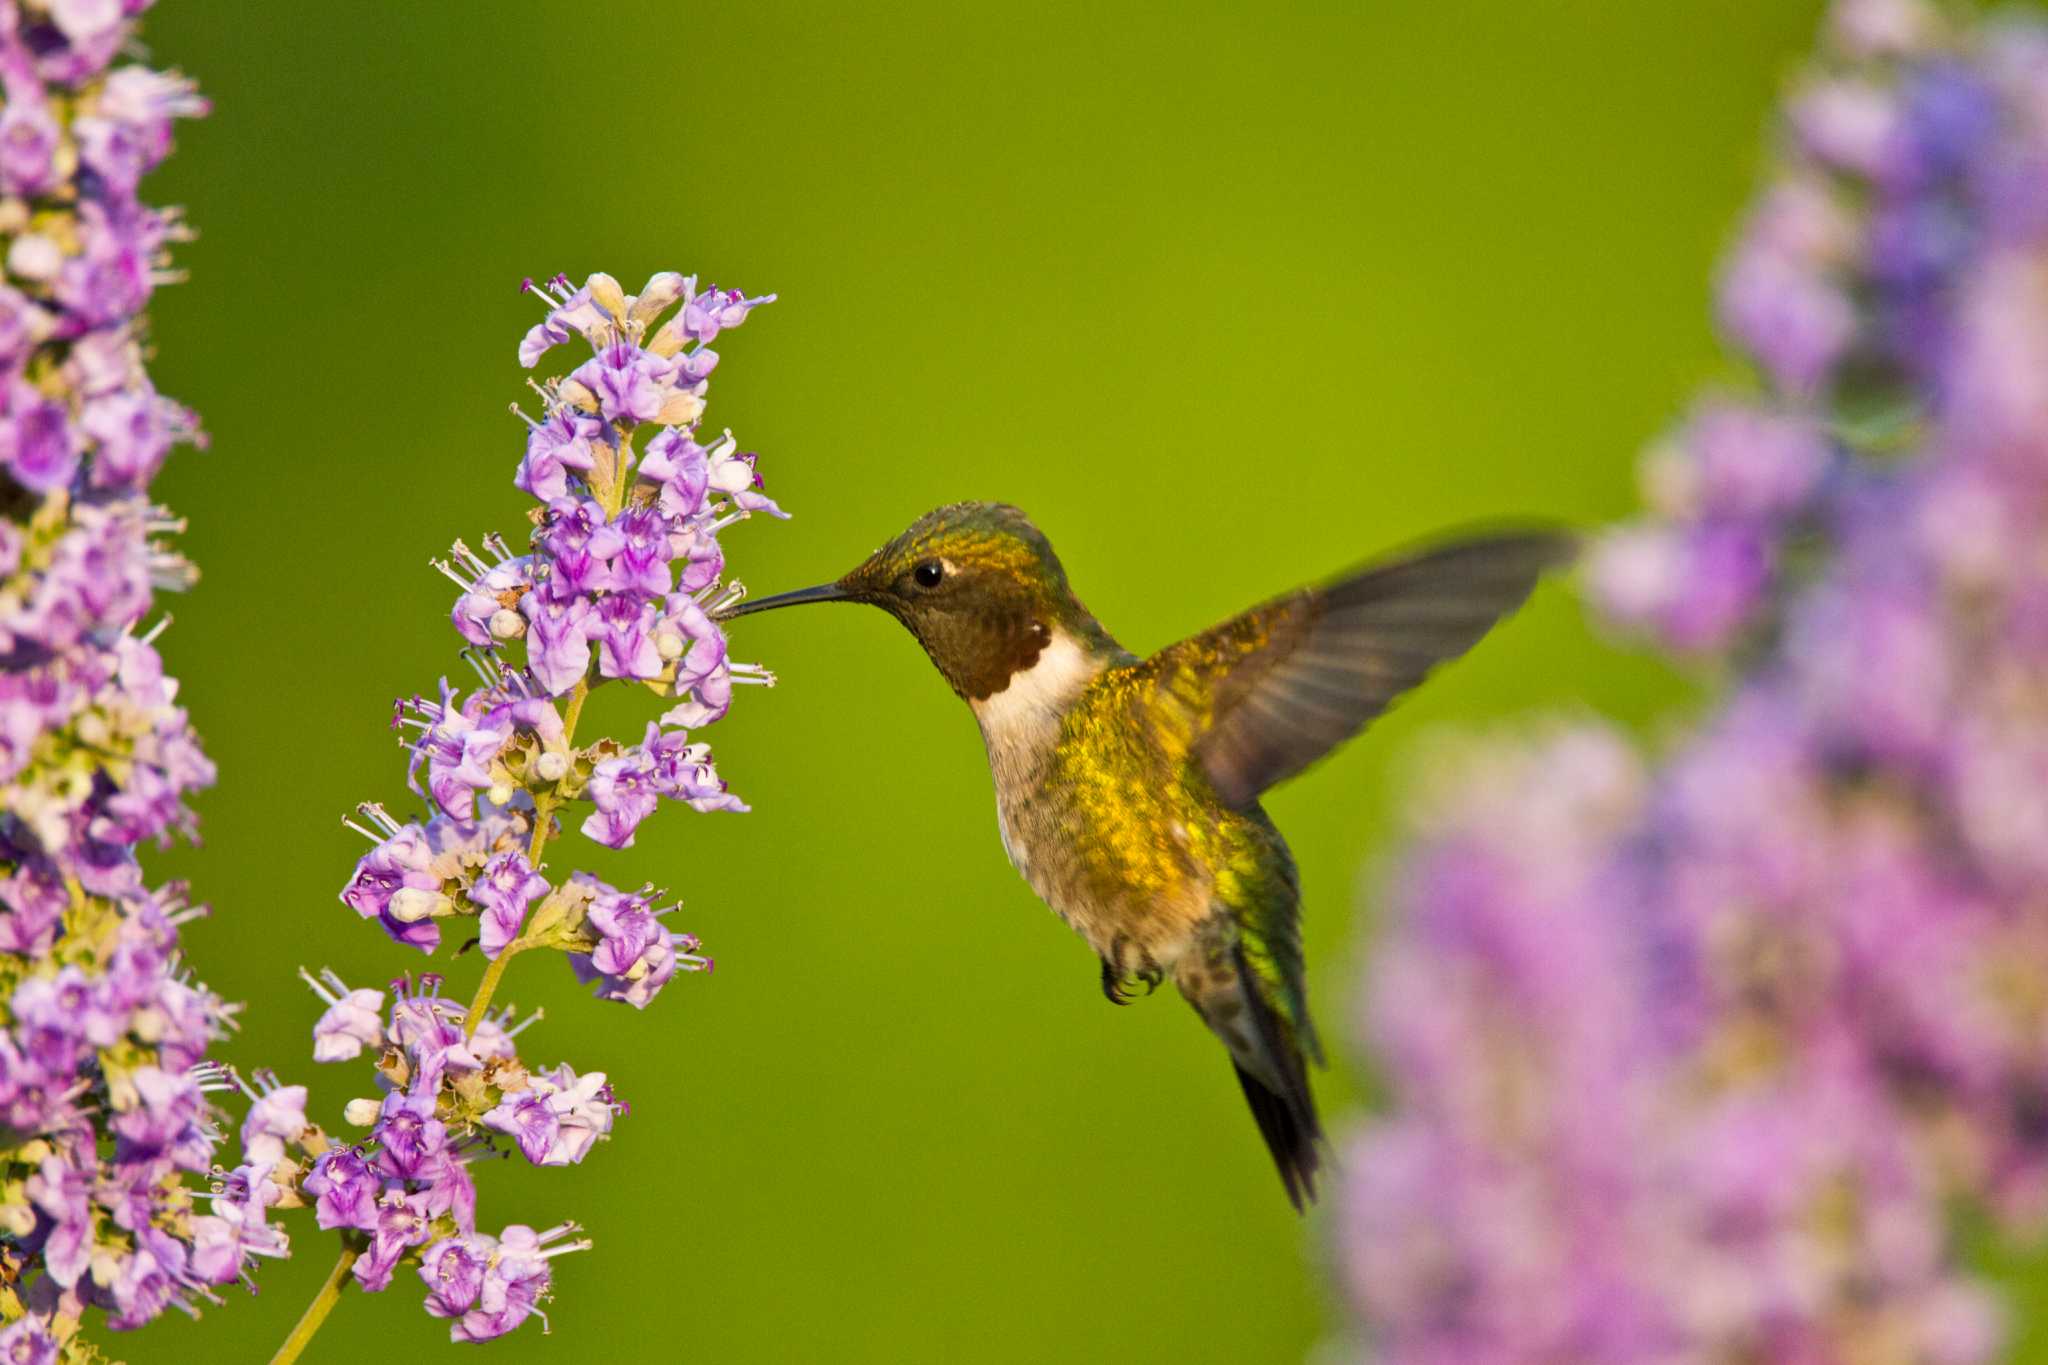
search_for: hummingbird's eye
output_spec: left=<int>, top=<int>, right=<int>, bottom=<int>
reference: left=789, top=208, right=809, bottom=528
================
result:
left=913, top=560, right=944, bottom=589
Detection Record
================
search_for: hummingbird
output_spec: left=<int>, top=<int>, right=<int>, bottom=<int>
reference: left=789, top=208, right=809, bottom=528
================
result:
left=718, top=503, right=1568, bottom=1209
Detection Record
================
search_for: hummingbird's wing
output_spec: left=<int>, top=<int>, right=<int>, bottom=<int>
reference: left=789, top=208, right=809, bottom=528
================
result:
left=1168, top=529, right=1573, bottom=808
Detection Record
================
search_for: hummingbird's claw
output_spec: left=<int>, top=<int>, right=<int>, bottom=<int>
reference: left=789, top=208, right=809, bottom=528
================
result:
left=1099, top=940, right=1164, bottom=1005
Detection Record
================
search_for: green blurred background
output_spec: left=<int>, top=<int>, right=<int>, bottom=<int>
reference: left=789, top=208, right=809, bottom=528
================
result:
left=112, top=2, right=1837, bottom=1360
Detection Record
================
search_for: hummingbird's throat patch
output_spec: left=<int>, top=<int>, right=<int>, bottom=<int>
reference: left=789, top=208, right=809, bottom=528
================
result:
left=970, top=629, right=1098, bottom=733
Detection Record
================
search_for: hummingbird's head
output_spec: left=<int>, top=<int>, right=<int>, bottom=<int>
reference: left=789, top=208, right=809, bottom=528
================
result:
left=718, top=501, right=1104, bottom=700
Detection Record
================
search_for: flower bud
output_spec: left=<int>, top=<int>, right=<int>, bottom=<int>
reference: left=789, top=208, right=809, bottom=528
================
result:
left=630, top=271, right=686, bottom=326
left=388, top=887, right=451, bottom=923
left=129, top=1005, right=166, bottom=1042
left=536, top=751, right=569, bottom=782
left=342, top=1097, right=382, bottom=1126
left=588, top=272, right=627, bottom=322
left=7, top=233, right=61, bottom=282
left=489, top=607, right=525, bottom=640
left=645, top=316, right=687, bottom=358
left=656, top=390, right=706, bottom=427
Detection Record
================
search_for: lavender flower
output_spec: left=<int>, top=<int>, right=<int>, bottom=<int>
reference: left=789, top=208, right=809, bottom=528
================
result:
left=1344, top=3, right=2048, bottom=1359
left=434, top=1222, right=591, bottom=1344
left=0, top=1, right=310, bottom=1345
left=479, top=1062, right=620, bottom=1167
left=300, top=966, right=385, bottom=1062
left=344, top=269, right=774, bottom=968
left=281, top=267, right=775, bottom=1349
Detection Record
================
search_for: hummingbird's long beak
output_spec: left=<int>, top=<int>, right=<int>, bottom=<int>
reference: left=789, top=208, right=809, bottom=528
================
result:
left=715, top=581, right=856, bottom=620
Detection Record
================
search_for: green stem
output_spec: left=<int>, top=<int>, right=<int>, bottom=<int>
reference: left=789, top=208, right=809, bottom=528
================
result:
left=461, top=945, right=518, bottom=1036
left=268, top=1241, right=359, bottom=1365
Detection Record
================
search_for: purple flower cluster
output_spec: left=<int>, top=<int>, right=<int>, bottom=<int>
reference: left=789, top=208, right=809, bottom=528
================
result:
left=1342, top=3, right=2048, bottom=1360
left=297, top=975, right=602, bottom=1334
left=301, top=270, right=773, bottom=1343
left=351, top=270, right=771, bottom=962
left=0, top=2, right=305, bottom=1350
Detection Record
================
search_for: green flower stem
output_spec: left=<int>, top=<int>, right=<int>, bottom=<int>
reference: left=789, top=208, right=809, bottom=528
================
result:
left=461, top=942, right=520, bottom=1038
left=268, top=1239, right=360, bottom=1365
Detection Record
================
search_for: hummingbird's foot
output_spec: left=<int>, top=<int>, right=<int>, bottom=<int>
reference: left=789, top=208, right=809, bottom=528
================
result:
left=1100, top=939, right=1164, bottom=1005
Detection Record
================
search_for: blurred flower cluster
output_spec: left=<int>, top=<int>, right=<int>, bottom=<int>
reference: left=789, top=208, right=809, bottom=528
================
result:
left=297, top=268, right=774, bottom=1344
left=1341, top=2, right=2048, bottom=1361
left=0, top=2, right=303, bottom=1358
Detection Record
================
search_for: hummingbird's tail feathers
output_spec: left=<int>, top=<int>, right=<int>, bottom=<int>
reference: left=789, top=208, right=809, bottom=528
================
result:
left=1181, top=528, right=1577, bottom=808
left=1232, top=1062, right=1323, bottom=1213
left=1184, top=942, right=1325, bottom=1211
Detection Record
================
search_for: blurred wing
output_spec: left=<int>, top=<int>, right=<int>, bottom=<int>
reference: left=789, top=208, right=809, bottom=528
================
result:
left=1175, top=530, right=1573, bottom=808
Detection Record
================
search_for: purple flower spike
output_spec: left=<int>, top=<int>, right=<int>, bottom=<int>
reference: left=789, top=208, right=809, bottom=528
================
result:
left=1343, top=7, right=2048, bottom=1359
left=309, top=259, right=771, bottom=1339
left=0, top=5, right=238, bottom=1339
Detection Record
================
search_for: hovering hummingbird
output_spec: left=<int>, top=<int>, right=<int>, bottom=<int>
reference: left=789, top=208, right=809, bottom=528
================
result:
left=718, top=503, right=1568, bottom=1209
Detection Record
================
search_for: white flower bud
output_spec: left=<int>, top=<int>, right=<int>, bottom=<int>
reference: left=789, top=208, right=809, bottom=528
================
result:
left=644, top=316, right=687, bottom=358
left=489, top=607, right=525, bottom=640
left=387, top=887, right=450, bottom=923
left=656, top=390, right=706, bottom=427
left=654, top=627, right=685, bottom=661
left=129, top=1005, right=166, bottom=1043
left=342, top=1097, right=383, bottom=1126
left=630, top=271, right=685, bottom=326
left=536, top=751, right=569, bottom=782
left=7, top=233, right=62, bottom=282
left=588, top=272, right=627, bottom=321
